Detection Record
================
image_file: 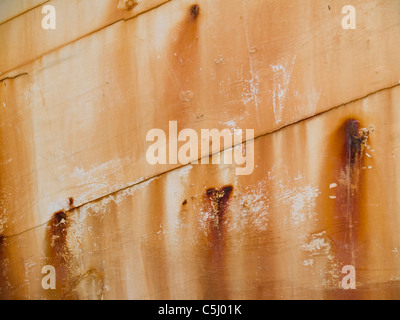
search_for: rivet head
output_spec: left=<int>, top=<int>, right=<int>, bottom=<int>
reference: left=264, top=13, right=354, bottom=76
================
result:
left=126, top=0, right=136, bottom=9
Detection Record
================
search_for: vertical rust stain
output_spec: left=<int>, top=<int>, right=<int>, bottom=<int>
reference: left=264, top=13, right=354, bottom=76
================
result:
left=336, top=119, right=368, bottom=262
left=206, top=186, right=233, bottom=233
left=68, top=197, right=74, bottom=208
left=326, top=118, right=370, bottom=299
left=0, top=235, right=8, bottom=300
left=203, top=185, right=233, bottom=299
left=45, top=210, right=76, bottom=300
left=163, top=4, right=201, bottom=125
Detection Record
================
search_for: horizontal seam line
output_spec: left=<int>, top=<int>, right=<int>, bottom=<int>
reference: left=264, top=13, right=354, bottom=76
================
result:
left=0, top=0, right=172, bottom=75
left=3, top=81, right=400, bottom=238
left=0, top=0, right=50, bottom=26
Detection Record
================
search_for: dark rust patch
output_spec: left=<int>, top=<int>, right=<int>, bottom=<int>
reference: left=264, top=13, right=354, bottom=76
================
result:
left=182, top=199, right=187, bottom=206
left=68, top=197, right=74, bottom=207
left=45, top=210, right=76, bottom=299
left=206, top=186, right=233, bottom=231
left=190, top=4, right=200, bottom=19
left=345, top=119, right=369, bottom=169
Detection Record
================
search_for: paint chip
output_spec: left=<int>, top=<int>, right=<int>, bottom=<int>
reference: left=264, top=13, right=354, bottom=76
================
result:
left=329, top=196, right=336, bottom=199
left=329, top=183, right=337, bottom=189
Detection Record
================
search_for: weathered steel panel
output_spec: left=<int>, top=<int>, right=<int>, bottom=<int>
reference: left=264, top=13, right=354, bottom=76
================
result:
left=1, top=0, right=400, bottom=238
left=1, top=85, right=400, bottom=299
left=1, top=0, right=400, bottom=300
left=0, top=0, right=171, bottom=73
left=0, top=0, right=47, bottom=24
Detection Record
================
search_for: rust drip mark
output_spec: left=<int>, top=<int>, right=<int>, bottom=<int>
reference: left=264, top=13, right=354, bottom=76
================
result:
left=47, top=210, right=69, bottom=266
left=337, top=119, right=369, bottom=254
left=0, top=235, right=9, bottom=299
left=163, top=2, right=201, bottom=119
left=0, top=235, right=4, bottom=296
left=190, top=4, right=200, bottom=19
left=68, top=197, right=74, bottom=208
left=203, top=185, right=233, bottom=299
left=45, top=210, right=76, bottom=299
left=326, top=118, right=371, bottom=298
left=206, top=186, right=233, bottom=232
left=346, top=120, right=369, bottom=170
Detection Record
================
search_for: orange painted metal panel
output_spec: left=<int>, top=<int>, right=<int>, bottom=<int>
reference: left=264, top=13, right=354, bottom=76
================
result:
left=1, top=85, right=400, bottom=299
left=1, top=0, right=400, bottom=237
left=1, top=0, right=400, bottom=300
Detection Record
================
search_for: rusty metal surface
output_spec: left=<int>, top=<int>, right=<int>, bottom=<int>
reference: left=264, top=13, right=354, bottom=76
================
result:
left=1, top=0, right=400, bottom=238
left=0, top=0, right=47, bottom=24
left=2, top=85, right=400, bottom=299
left=1, top=0, right=400, bottom=300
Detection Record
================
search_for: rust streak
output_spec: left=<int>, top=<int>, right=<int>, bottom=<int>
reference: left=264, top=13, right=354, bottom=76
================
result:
left=45, top=210, right=76, bottom=300
left=204, top=185, right=233, bottom=299
left=0, top=235, right=8, bottom=299
left=326, top=118, right=370, bottom=299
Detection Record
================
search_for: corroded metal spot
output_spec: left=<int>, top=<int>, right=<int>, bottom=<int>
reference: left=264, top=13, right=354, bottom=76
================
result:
left=190, top=4, right=200, bottom=19
left=49, top=211, right=68, bottom=235
left=205, top=185, right=233, bottom=229
left=45, top=210, right=76, bottom=299
left=117, top=0, right=138, bottom=10
left=345, top=119, right=369, bottom=168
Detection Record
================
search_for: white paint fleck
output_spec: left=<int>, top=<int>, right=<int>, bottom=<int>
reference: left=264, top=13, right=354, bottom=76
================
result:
left=270, top=55, right=296, bottom=124
left=0, top=158, right=12, bottom=165
left=179, top=90, right=193, bottom=102
left=223, top=120, right=237, bottom=128
left=294, top=172, right=303, bottom=181
left=329, top=183, right=337, bottom=189
left=214, top=55, right=224, bottom=64
left=279, top=182, right=320, bottom=226
left=303, top=259, right=314, bottom=266
left=366, top=153, right=372, bottom=158
left=236, top=179, right=270, bottom=232
left=241, top=72, right=260, bottom=106
left=329, top=195, right=336, bottom=199
left=301, top=231, right=331, bottom=255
